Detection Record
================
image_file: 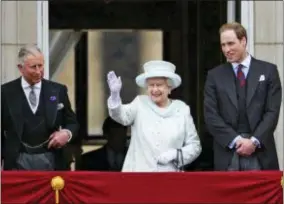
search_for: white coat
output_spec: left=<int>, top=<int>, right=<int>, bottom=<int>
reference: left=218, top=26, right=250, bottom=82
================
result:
left=108, top=95, right=202, bottom=172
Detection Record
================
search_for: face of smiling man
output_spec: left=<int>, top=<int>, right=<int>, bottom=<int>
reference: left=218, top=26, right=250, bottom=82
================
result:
left=220, top=29, right=247, bottom=63
left=18, top=52, right=45, bottom=85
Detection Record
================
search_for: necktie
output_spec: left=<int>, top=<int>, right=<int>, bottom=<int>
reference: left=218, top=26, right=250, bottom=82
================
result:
left=237, top=64, right=246, bottom=87
left=29, top=86, right=37, bottom=107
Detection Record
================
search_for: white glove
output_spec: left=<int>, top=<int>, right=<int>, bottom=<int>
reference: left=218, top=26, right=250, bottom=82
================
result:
left=157, top=149, right=177, bottom=165
left=107, top=71, right=122, bottom=98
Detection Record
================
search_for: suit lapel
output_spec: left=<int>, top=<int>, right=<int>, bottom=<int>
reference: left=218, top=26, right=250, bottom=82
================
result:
left=6, top=78, right=24, bottom=138
left=223, top=63, right=238, bottom=109
left=42, top=79, right=59, bottom=129
left=246, top=58, right=262, bottom=107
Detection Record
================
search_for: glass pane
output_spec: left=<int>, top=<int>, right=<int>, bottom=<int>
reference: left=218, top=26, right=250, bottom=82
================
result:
left=87, top=29, right=163, bottom=136
left=50, top=41, right=76, bottom=111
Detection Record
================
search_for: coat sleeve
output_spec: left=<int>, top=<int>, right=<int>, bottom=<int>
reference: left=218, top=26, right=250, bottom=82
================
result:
left=108, top=96, right=139, bottom=126
left=61, top=85, right=80, bottom=144
left=204, top=71, right=238, bottom=148
left=252, top=64, right=282, bottom=145
left=178, top=105, right=202, bottom=166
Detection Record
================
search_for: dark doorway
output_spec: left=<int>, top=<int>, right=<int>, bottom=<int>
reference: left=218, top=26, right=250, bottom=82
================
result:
left=49, top=0, right=227, bottom=171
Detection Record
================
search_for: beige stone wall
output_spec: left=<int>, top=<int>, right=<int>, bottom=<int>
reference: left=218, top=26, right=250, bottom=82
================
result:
left=254, top=1, right=284, bottom=170
left=1, top=1, right=37, bottom=84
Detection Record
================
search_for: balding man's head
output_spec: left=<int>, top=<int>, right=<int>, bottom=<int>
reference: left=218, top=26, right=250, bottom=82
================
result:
left=18, top=44, right=42, bottom=65
left=17, top=44, right=44, bottom=85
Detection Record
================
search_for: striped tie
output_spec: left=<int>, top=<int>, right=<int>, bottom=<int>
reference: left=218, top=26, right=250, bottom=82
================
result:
left=29, top=86, right=37, bottom=107
left=237, top=64, right=246, bottom=87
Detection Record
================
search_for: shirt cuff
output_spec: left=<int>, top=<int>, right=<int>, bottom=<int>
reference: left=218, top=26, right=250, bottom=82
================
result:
left=61, top=129, right=72, bottom=142
left=228, top=135, right=242, bottom=149
left=250, top=136, right=261, bottom=148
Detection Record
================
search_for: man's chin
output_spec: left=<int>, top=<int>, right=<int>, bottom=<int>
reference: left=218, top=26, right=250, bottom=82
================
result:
left=226, top=58, right=234, bottom=63
left=226, top=56, right=240, bottom=63
left=33, top=78, right=42, bottom=83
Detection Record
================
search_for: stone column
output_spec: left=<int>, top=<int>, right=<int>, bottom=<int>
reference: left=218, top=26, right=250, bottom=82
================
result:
left=138, top=31, right=163, bottom=94
left=87, top=31, right=105, bottom=135
left=1, top=1, right=37, bottom=84
left=254, top=1, right=284, bottom=170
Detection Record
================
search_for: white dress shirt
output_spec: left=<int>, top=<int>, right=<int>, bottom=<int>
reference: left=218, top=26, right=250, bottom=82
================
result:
left=21, top=77, right=42, bottom=114
left=231, top=53, right=252, bottom=78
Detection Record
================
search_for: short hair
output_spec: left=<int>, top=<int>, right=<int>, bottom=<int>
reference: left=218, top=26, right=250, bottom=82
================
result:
left=219, top=22, right=247, bottom=42
left=18, top=44, right=42, bottom=65
left=102, top=117, right=127, bottom=135
left=166, top=79, right=173, bottom=88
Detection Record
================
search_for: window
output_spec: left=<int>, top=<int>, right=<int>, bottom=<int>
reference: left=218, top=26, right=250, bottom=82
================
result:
left=87, top=29, right=163, bottom=137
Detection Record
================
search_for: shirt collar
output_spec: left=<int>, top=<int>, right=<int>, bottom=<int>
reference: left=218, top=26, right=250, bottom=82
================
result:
left=232, top=54, right=252, bottom=69
left=21, top=77, right=42, bottom=89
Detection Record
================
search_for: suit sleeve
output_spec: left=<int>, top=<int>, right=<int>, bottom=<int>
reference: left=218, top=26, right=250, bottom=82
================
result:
left=204, top=71, right=238, bottom=149
left=61, top=85, right=80, bottom=144
left=253, top=65, right=282, bottom=145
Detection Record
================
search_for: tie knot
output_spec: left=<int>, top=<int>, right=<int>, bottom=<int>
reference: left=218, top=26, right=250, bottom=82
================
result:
left=30, top=86, right=35, bottom=90
left=237, top=64, right=243, bottom=71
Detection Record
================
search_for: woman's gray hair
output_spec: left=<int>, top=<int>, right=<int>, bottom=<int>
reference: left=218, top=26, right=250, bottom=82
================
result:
left=167, top=79, right=173, bottom=88
left=18, top=44, right=42, bottom=65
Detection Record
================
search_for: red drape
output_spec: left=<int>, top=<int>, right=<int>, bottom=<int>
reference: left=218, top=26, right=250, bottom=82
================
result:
left=2, top=171, right=283, bottom=203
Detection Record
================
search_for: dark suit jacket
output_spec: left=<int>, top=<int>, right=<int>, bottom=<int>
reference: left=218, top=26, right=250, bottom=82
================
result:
left=79, top=145, right=126, bottom=171
left=1, top=78, right=79, bottom=170
left=204, top=57, right=282, bottom=170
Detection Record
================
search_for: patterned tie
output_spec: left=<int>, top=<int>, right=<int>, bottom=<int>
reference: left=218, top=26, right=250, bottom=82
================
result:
left=29, top=86, right=37, bottom=107
left=237, top=64, right=246, bottom=87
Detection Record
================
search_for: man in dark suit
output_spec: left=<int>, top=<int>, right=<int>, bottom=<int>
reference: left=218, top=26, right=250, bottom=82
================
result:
left=204, top=22, right=282, bottom=171
left=80, top=117, right=128, bottom=171
left=1, top=44, right=79, bottom=170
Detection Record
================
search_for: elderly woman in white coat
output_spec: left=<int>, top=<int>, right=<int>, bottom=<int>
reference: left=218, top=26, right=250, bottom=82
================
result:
left=107, top=60, right=201, bottom=172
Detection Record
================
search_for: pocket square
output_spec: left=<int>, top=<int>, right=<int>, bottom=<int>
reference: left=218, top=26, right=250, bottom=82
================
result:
left=57, top=103, right=64, bottom=110
left=259, top=75, right=265, bottom=81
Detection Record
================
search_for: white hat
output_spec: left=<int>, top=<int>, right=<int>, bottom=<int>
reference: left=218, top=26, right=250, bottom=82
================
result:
left=135, top=60, right=182, bottom=89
